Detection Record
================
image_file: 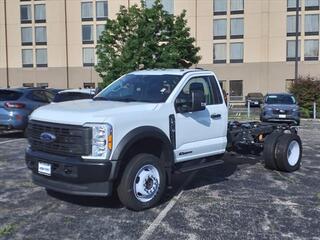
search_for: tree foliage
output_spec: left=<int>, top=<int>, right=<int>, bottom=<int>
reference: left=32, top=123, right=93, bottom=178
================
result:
left=289, top=76, right=320, bottom=118
left=95, top=0, right=201, bottom=86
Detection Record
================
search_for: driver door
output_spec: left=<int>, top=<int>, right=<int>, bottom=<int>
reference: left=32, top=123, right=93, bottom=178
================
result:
left=174, top=76, right=227, bottom=162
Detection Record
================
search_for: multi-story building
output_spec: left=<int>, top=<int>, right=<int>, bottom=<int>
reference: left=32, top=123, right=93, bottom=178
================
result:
left=0, top=0, right=320, bottom=103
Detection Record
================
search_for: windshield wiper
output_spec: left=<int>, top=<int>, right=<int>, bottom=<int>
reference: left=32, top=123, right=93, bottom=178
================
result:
left=93, top=96, right=139, bottom=102
left=114, top=98, right=138, bottom=102
left=93, top=96, right=110, bottom=101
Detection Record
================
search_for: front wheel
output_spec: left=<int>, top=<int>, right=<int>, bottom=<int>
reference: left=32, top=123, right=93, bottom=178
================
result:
left=117, top=154, right=166, bottom=211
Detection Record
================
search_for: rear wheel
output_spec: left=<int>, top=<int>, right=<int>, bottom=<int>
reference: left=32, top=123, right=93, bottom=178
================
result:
left=263, top=132, right=283, bottom=170
left=117, top=154, right=166, bottom=211
left=275, top=134, right=302, bottom=172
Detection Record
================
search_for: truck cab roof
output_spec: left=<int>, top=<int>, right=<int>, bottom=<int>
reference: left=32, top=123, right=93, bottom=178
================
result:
left=129, top=68, right=212, bottom=76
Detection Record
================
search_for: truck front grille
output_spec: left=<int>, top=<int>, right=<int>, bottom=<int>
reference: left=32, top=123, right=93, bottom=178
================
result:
left=27, top=121, right=92, bottom=157
left=273, top=109, right=291, bottom=115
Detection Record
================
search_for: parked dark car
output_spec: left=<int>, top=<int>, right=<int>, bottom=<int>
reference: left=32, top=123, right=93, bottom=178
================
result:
left=245, top=92, right=264, bottom=107
left=0, top=88, right=54, bottom=131
left=52, top=89, right=95, bottom=103
left=260, top=93, right=300, bottom=125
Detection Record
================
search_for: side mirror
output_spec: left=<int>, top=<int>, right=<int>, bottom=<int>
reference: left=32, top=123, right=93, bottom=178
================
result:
left=175, top=90, right=206, bottom=113
left=191, top=90, right=206, bottom=112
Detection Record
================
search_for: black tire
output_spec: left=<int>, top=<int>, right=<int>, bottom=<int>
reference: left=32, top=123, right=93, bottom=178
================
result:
left=117, top=153, right=166, bottom=211
left=275, top=134, right=302, bottom=172
left=263, top=132, right=283, bottom=170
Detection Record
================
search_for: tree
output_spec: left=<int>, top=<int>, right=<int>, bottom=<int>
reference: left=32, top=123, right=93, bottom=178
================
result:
left=95, top=0, right=201, bottom=87
left=290, top=76, right=320, bottom=118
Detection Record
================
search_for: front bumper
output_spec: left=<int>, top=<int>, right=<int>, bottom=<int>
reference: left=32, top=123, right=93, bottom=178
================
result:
left=25, top=148, right=116, bottom=196
left=261, top=113, right=300, bottom=125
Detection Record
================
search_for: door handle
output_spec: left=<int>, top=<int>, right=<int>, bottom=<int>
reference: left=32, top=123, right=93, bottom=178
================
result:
left=210, top=113, right=221, bottom=119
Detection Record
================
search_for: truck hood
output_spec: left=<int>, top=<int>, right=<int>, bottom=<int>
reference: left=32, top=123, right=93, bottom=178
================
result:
left=30, top=99, right=158, bottom=125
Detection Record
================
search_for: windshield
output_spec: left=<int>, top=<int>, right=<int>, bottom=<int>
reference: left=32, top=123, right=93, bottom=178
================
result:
left=53, top=92, right=93, bottom=103
left=95, top=74, right=182, bottom=103
left=265, top=95, right=296, bottom=105
left=0, top=90, right=23, bottom=101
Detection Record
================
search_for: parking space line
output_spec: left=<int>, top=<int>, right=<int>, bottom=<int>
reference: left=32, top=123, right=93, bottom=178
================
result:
left=0, top=139, right=26, bottom=145
left=138, top=171, right=197, bottom=240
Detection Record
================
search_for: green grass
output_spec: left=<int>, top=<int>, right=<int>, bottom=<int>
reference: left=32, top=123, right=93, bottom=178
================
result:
left=0, top=224, right=16, bottom=237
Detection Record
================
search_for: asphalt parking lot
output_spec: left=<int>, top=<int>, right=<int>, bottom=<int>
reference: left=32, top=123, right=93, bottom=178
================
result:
left=0, top=121, right=320, bottom=240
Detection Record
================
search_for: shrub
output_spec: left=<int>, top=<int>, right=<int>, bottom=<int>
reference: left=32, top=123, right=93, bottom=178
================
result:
left=289, top=76, right=320, bottom=118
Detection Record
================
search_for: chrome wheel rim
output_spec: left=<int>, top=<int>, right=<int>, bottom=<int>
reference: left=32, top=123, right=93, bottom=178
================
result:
left=287, top=140, right=300, bottom=166
left=133, top=164, right=160, bottom=202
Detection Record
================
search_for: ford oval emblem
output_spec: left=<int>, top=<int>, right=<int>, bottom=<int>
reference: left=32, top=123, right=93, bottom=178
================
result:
left=40, top=132, right=56, bottom=143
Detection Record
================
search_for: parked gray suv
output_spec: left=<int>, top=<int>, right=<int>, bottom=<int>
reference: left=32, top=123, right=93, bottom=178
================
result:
left=260, top=93, right=300, bottom=125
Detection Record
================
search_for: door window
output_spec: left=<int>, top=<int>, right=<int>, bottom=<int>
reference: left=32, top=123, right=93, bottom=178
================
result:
left=176, top=76, right=213, bottom=110
left=209, top=76, right=223, bottom=104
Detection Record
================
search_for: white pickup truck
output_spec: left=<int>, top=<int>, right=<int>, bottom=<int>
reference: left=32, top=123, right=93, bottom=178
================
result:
left=25, top=69, right=302, bottom=210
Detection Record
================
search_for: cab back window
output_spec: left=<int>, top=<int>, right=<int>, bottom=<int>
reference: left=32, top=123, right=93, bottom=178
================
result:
left=0, top=90, right=23, bottom=101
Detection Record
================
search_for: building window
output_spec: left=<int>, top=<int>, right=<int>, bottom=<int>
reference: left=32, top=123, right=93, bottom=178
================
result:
left=213, top=0, right=227, bottom=15
left=21, top=27, right=32, bottom=46
left=213, top=43, right=226, bottom=63
left=22, top=49, right=33, bottom=68
left=287, top=15, right=301, bottom=36
left=96, top=1, right=108, bottom=20
left=34, top=4, right=46, bottom=23
left=23, top=83, right=34, bottom=87
left=36, top=83, right=49, bottom=88
left=36, top=49, right=47, bottom=67
left=230, top=42, right=244, bottom=63
left=82, top=25, right=94, bottom=44
left=35, top=26, right=47, bottom=45
left=83, top=48, right=95, bottom=66
left=20, top=5, right=32, bottom=24
left=213, top=19, right=227, bottom=39
left=84, top=82, right=96, bottom=88
left=287, top=0, right=301, bottom=11
left=230, top=18, right=244, bottom=39
left=287, top=40, right=301, bottom=61
left=305, top=0, right=319, bottom=10
left=231, top=0, right=244, bottom=14
left=161, top=0, right=174, bottom=14
left=145, top=0, right=174, bottom=14
left=304, top=40, right=319, bottom=61
left=305, top=14, right=319, bottom=36
left=229, top=80, right=243, bottom=101
left=96, top=24, right=105, bottom=41
left=81, top=2, right=93, bottom=21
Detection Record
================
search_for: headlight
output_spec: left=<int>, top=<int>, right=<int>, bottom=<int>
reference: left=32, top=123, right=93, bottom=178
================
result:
left=82, top=123, right=113, bottom=160
left=292, top=108, right=299, bottom=112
